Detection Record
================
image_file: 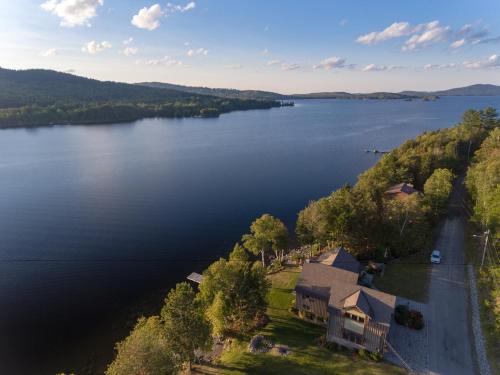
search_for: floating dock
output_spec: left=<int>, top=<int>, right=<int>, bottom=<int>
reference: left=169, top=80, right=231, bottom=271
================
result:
left=187, top=272, right=203, bottom=284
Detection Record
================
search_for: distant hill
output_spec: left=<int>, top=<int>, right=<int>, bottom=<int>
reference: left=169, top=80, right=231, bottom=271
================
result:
left=138, top=82, right=416, bottom=100
left=400, top=84, right=500, bottom=97
left=138, top=82, right=287, bottom=100
left=0, top=68, right=191, bottom=108
left=0, top=68, right=281, bottom=128
left=290, top=92, right=414, bottom=100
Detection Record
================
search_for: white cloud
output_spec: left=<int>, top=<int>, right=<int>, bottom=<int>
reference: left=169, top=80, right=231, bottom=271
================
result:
left=186, top=47, right=208, bottom=56
left=136, top=55, right=182, bottom=67
left=403, top=21, right=450, bottom=51
left=131, top=4, right=164, bottom=30
left=266, top=59, right=281, bottom=66
left=225, top=64, right=242, bottom=69
left=463, top=54, right=500, bottom=69
left=424, top=63, right=456, bottom=70
left=184, top=41, right=190, bottom=46
left=41, top=0, right=103, bottom=27
left=281, top=63, right=300, bottom=71
left=449, top=39, right=465, bottom=49
left=166, top=1, right=196, bottom=15
left=339, top=19, right=348, bottom=27
left=40, top=48, right=57, bottom=57
left=313, top=56, right=348, bottom=70
left=122, top=37, right=133, bottom=45
left=81, top=40, right=111, bottom=54
left=356, top=22, right=411, bottom=45
left=262, top=48, right=269, bottom=55
left=361, top=64, right=400, bottom=72
left=122, top=47, right=138, bottom=56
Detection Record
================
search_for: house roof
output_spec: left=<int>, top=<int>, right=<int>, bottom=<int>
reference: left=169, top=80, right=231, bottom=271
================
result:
left=384, top=182, right=417, bottom=198
left=342, top=290, right=373, bottom=316
left=295, top=262, right=359, bottom=299
left=316, top=247, right=361, bottom=274
left=328, top=283, right=396, bottom=326
left=295, top=248, right=396, bottom=326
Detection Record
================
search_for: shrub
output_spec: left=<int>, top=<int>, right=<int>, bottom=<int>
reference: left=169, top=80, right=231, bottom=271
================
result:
left=369, top=351, right=383, bottom=362
left=408, top=310, right=424, bottom=330
left=394, top=304, right=409, bottom=325
left=395, top=304, right=424, bottom=330
left=324, top=342, right=339, bottom=352
left=289, top=306, right=299, bottom=315
left=314, top=335, right=326, bottom=347
left=305, top=311, right=315, bottom=320
left=358, top=348, right=370, bottom=360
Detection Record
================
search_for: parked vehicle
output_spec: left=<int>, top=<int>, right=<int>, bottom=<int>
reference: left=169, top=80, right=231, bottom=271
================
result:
left=431, top=250, right=441, bottom=264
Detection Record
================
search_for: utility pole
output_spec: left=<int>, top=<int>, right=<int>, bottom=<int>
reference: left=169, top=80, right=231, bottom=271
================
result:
left=480, top=230, right=490, bottom=269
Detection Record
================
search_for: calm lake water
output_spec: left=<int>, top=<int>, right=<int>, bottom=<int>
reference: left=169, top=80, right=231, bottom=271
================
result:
left=1, top=97, right=500, bottom=374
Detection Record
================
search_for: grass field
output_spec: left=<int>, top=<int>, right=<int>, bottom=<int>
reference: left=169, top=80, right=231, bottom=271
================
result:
left=373, top=251, right=431, bottom=303
left=194, top=266, right=405, bottom=375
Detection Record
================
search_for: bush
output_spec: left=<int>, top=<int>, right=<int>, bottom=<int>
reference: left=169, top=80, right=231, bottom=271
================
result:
left=305, top=311, right=315, bottom=320
left=324, top=342, right=340, bottom=352
left=358, top=348, right=370, bottom=360
left=394, top=304, right=409, bottom=325
left=370, top=351, right=383, bottom=362
left=314, top=335, right=326, bottom=347
left=408, top=310, right=424, bottom=330
left=395, top=304, right=424, bottom=330
left=289, top=306, right=299, bottom=315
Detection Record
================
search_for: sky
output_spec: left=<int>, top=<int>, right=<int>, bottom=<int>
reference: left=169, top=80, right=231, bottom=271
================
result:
left=1, top=0, right=500, bottom=93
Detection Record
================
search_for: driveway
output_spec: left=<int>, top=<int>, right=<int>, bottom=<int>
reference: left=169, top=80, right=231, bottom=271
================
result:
left=426, top=215, right=475, bottom=375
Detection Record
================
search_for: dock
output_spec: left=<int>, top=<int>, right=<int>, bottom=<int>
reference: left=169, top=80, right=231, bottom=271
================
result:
left=187, top=272, right=203, bottom=284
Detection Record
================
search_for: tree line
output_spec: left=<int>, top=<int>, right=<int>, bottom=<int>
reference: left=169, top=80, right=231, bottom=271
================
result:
left=0, top=98, right=281, bottom=128
left=105, top=108, right=499, bottom=374
left=296, top=107, right=498, bottom=259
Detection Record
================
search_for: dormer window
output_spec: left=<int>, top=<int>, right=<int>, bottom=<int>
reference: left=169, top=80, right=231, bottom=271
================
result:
left=344, top=312, right=365, bottom=323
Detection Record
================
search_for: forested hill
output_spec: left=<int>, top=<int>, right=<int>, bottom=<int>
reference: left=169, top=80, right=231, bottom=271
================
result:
left=139, top=82, right=286, bottom=101
left=138, top=82, right=415, bottom=100
left=401, top=84, right=500, bottom=97
left=0, top=68, right=191, bottom=108
left=0, top=68, right=282, bottom=128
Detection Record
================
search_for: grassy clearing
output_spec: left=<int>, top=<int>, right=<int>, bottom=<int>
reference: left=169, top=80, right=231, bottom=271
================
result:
left=464, top=222, right=500, bottom=375
left=373, top=251, right=431, bottom=303
left=194, top=266, right=405, bottom=375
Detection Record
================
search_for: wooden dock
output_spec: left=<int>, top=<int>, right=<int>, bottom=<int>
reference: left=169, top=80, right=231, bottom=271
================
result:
left=187, top=272, right=203, bottom=284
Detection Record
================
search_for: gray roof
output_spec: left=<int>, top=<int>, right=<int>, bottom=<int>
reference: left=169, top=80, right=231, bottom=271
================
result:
left=316, top=247, right=361, bottom=274
left=295, top=249, right=396, bottom=326
left=187, top=272, right=203, bottom=284
left=295, top=262, right=359, bottom=300
left=384, top=182, right=417, bottom=197
left=329, top=284, right=396, bottom=326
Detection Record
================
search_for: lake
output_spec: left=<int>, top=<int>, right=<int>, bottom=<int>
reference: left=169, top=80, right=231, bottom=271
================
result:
left=1, top=97, right=499, bottom=374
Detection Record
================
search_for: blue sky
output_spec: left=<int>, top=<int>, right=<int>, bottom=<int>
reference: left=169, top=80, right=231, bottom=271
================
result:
left=1, top=0, right=500, bottom=93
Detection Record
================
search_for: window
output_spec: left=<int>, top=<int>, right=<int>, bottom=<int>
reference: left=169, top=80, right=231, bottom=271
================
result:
left=344, top=312, right=365, bottom=323
left=302, top=304, right=310, bottom=310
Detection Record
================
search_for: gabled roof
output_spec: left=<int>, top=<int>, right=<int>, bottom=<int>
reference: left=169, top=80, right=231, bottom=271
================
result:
left=295, top=262, right=359, bottom=299
left=342, top=290, right=373, bottom=317
left=294, top=248, right=396, bottom=326
left=384, top=182, right=417, bottom=199
left=317, top=247, right=361, bottom=274
left=328, top=283, right=396, bottom=326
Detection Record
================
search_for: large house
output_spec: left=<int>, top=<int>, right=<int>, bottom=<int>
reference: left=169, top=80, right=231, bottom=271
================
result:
left=294, top=248, right=396, bottom=353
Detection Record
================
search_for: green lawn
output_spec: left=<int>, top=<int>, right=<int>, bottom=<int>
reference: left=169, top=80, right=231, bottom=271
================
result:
left=194, top=266, right=405, bottom=375
left=373, top=252, right=431, bottom=303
